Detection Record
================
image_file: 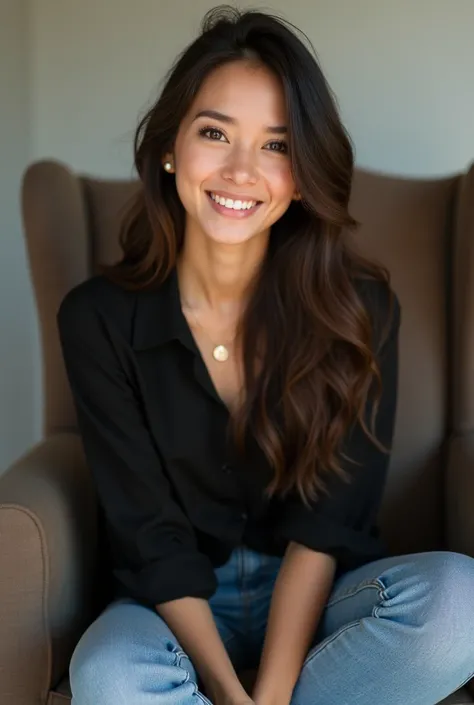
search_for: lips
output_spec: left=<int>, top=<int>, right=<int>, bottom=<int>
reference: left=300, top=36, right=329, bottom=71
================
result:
left=207, top=191, right=262, bottom=211
left=206, top=191, right=262, bottom=217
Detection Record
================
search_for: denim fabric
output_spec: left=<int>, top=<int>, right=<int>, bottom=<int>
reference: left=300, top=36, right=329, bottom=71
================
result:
left=70, top=546, right=474, bottom=705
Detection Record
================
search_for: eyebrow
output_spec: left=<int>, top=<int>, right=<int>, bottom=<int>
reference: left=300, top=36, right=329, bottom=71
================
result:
left=193, top=109, right=287, bottom=135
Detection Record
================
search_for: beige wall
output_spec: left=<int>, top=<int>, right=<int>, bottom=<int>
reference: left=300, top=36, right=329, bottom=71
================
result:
left=0, top=0, right=38, bottom=471
left=1, top=0, right=474, bottom=470
left=32, top=0, right=474, bottom=178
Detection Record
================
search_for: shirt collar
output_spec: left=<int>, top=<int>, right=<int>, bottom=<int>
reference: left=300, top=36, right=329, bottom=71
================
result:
left=131, top=266, right=195, bottom=351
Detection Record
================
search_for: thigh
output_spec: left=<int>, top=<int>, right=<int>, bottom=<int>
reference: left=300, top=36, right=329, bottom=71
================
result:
left=311, top=553, right=398, bottom=646
left=291, top=551, right=474, bottom=705
left=312, top=549, right=474, bottom=646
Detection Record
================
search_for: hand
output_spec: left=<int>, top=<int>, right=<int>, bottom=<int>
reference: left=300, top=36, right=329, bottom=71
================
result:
left=252, top=696, right=290, bottom=705
left=203, top=680, right=255, bottom=705
left=252, top=683, right=292, bottom=705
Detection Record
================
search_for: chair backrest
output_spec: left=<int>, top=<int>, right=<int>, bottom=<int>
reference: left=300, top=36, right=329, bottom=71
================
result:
left=22, top=159, right=474, bottom=558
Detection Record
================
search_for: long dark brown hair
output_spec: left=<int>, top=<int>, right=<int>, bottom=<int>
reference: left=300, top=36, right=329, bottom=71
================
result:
left=101, top=5, right=394, bottom=507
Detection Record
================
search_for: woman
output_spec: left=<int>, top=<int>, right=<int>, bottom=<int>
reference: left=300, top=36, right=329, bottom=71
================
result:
left=58, top=6, right=474, bottom=705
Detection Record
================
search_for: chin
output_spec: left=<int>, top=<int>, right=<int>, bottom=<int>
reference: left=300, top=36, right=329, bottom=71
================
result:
left=204, top=227, right=259, bottom=246
left=209, top=232, right=257, bottom=246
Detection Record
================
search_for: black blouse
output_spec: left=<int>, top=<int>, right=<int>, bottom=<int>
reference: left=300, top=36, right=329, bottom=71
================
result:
left=57, top=267, right=400, bottom=607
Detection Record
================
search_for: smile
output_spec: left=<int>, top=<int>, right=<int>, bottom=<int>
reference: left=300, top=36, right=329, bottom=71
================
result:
left=206, top=191, right=262, bottom=218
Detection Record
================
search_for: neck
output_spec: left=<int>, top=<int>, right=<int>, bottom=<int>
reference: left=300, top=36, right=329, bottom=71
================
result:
left=177, top=233, right=268, bottom=316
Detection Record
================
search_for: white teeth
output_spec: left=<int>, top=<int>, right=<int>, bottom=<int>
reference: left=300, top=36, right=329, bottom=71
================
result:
left=210, top=192, right=257, bottom=210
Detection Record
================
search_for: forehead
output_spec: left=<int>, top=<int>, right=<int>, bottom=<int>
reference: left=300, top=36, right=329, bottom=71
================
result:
left=188, top=61, right=287, bottom=124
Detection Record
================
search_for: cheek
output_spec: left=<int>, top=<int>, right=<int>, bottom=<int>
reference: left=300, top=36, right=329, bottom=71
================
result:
left=177, top=140, right=220, bottom=187
left=174, top=142, right=213, bottom=211
left=265, top=160, right=296, bottom=202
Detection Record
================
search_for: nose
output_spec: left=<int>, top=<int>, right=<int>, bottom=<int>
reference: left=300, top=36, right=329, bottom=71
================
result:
left=221, top=145, right=258, bottom=186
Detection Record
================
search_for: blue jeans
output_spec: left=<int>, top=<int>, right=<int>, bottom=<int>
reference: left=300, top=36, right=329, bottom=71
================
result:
left=70, top=546, right=474, bottom=705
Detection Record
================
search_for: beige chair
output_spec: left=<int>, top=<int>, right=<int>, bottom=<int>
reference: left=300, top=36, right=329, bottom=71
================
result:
left=1, top=158, right=474, bottom=705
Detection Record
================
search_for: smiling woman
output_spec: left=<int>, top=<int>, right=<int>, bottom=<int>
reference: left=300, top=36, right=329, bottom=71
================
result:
left=98, top=7, right=394, bottom=505
left=56, top=5, right=474, bottom=705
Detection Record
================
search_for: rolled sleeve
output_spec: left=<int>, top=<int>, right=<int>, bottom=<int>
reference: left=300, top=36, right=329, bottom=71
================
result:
left=275, top=500, right=387, bottom=571
left=275, top=285, right=401, bottom=573
left=57, top=287, right=217, bottom=606
left=115, top=550, right=218, bottom=605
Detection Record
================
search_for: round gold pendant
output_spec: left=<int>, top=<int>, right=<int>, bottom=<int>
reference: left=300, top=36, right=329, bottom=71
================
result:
left=213, top=345, right=229, bottom=362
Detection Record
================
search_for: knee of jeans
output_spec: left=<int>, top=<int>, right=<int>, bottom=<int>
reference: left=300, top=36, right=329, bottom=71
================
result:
left=69, top=632, right=192, bottom=705
left=420, top=551, right=474, bottom=617
left=69, top=642, right=127, bottom=705
left=406, top=551, right=474, bottom=675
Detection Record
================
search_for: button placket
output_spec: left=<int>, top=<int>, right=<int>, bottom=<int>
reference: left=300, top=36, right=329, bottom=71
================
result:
left=220, top=458, right=248, bottom=523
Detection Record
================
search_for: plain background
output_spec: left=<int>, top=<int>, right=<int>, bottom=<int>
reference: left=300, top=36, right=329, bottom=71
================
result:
left=1, top=0, right=474, bottom=471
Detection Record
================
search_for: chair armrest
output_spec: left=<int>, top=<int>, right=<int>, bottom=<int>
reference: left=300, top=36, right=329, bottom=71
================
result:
left=0, top=433, right=98, bottom=705
left=446, top=432, right=474, bottom=558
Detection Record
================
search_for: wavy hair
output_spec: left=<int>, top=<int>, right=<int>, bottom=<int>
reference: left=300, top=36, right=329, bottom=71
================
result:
left=101, top=5, right=394, bottom=507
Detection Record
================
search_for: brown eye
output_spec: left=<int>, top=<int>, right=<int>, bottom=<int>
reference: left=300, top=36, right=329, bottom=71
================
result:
left=199, top=127, right=226, bottom=142
left=266, top=140, right=288, bottom=153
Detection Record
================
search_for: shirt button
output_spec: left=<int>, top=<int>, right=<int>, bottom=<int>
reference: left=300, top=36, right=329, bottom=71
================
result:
left=222, top=463, right=233, bottom=474
left=241, top=512, right=248, bottom=520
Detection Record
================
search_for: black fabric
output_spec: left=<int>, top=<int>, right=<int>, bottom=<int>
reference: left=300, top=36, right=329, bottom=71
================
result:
left=57, top=267, right=400, bottom=607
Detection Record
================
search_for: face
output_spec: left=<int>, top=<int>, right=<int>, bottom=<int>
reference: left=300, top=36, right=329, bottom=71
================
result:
left=164, top=60, right=300, bottom=247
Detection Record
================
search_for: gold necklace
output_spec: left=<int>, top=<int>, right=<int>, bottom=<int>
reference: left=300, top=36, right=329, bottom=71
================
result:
left=183, top=307, right=235, bottom=363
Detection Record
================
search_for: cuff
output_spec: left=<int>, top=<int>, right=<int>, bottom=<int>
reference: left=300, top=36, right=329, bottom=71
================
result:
left=276, top=505, right=386, bottom=566
left=114, top=550, right=218, bottom=606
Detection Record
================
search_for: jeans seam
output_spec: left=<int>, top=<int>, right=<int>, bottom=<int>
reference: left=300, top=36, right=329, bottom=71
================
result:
left=240, top=547, right=252, bottom=635
left=303, top=603, right=474, bottom=697
left=170, top=648, right=214, bottom=705
left=224, top=632, right=236, bottom=646
left=195, top=690, right=214, bottom=705
left=303, top=617, right=474, bottom=693
left=453, top=668, right=474, bottom=692
left=303, top=618, right=361, bottom=667
left=303, top=579, right=387, bottom=666
left=325, top=578, right=387, bottom=609
left=171, top=639, right=237, bottom=704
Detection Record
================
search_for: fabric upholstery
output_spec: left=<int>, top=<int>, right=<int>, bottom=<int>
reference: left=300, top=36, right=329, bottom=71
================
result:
left=0, top=433, right=97, bottom=705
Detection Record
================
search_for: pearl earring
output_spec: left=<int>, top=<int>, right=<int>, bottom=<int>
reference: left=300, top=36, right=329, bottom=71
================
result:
left=164, top=161, right=173, bottom=172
